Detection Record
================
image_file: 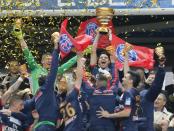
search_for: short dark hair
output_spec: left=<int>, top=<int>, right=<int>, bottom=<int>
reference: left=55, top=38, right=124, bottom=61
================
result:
left=128, top=71, right=140, bottom=88
left=97, top=50, right=111, bottom=63
left=9, top=95, right=23, bottom=106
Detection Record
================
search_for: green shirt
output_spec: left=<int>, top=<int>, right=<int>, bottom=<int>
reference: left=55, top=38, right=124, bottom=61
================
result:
left=23, top=48, right=77, bottom=95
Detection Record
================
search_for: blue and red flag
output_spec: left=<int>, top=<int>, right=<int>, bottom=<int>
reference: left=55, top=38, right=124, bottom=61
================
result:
left=60, top=19, right=92, bottom=59
left=111, top=34, right=154, bottom=70
left=77, top=17, right=115, bottom=48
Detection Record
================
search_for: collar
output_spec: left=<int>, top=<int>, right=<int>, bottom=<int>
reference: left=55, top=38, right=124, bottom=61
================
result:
left=98, top=67, right=110, bottom=72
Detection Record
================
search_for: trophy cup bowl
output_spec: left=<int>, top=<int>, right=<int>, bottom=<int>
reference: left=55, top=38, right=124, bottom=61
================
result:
left=96, top=7, right=114, bottom=34
left=14, top=19, right=22, bottom=32
left=155, top=43, right=165, bottom=60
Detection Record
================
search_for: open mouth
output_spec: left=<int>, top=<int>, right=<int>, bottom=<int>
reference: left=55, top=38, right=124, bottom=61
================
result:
left=100, top=61, right=107, bottom=66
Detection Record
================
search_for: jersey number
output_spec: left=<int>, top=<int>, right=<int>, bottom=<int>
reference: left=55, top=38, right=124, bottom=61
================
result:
left=60, top=103, right=75, bottom=120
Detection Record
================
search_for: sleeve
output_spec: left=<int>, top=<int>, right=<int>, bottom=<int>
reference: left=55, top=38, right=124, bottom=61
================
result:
left=23, top=48, right=38, bottom=71
left=146, top=67, right=165, bottom=102
left=43, top=49, right=59, bottom=92
left=110, top=63, right=119, bottom=90
left=122, top=92, right=132, bottom=108
left=58, top=56, right=77, bottom=75
left=23, top=98, right=35, bottom=113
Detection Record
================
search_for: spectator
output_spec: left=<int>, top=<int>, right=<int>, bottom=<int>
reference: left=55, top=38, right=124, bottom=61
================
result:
left=138, top=55, right=166, bottom=131
left=165, top=67, right=174, bottom=113
left=168, top=115, right=174, bottom=131
left=1, top=60, right=20, bottom=88
left=154, top=93, right=173, bottom=120
left=0, top=95, right=27, bottom=130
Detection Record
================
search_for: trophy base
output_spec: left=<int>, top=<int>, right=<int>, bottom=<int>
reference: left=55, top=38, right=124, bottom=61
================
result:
left=98, top=27, right=108, bottom=35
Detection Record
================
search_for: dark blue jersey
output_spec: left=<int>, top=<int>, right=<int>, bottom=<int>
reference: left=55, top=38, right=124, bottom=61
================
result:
left=58, top=88, right=83, bottom=131
left=0, top=112, right=27, bottom=131
left=34, top=49, right=59, bottom=124
left=82, top=80, right=117, bottom=130
left=119, top=88, right=139, bottom=131
left=22, top=98, right=35, bottom=128
left=139, top=67, right=165, bottom=131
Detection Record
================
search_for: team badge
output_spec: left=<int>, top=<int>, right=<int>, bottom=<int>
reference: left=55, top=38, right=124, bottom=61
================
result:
left=116, top=44, right=138, bottom=62
left=59, top=34, right=73, bottom=53
left=86, top=22, right=98, bottom=41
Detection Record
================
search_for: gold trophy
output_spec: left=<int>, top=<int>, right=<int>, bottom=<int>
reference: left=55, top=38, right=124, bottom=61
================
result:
left=14, top=18, right=22, bottom=32
left=96, top=7, right=114, bottom=34
left=155, top=43, right=165, bottom=60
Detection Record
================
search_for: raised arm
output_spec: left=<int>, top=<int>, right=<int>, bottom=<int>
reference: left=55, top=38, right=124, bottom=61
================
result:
left=90, top=30, right=100, bottom=66
left=123, top=43, right=131, bottom=76
left=41, top=32, right=60, bottom=93
left=146, top=67, right=165, bottom=102
left=13, top=20, right=38, bottom=71
left=146, top=50, right=166, bottom=102
left=1, top=77, right=24, bottom=105
left=106, top=45, right=119, bottom=88
left=58, top=56, right=77, bottom=75
left=44, top=32, right=60, bottom=91
left=74, top=53, right=86, bottom=90
left=57, top=45, right=93, bottom=75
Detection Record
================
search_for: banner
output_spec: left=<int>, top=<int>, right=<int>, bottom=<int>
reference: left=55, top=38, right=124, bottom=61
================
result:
left=1, top=0, right=174, bottom=16
left=111, top=34, right=154, bottom=69
left=77, top=18, right=115, bottom=48
left=59, top=19, right=74, bottom=59
left=59, top=19, right=92, bottom=58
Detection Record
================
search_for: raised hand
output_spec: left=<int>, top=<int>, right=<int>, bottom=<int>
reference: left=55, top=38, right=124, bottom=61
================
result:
left=12, top=19, right=24, bottom=40
left=51, top=32, right=60, bottom=50
left=155, top=44, right=166, bottom=66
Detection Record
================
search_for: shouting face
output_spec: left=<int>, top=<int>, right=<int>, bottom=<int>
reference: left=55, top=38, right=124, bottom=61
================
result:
left=98, top=54, right=110, bottom=69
